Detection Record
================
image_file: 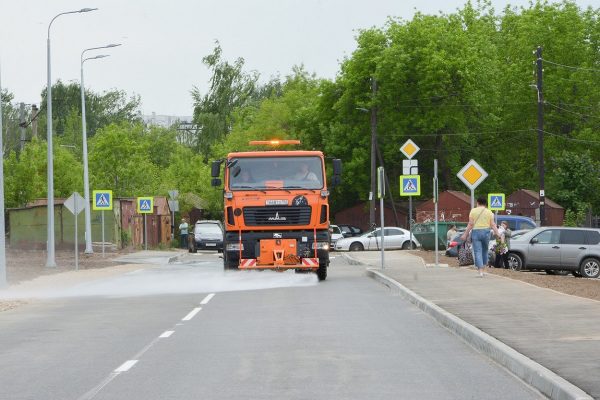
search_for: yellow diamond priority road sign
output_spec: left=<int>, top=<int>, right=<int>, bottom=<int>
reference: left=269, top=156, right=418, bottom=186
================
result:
left=400, top=139, right=420, bottom=159
left=457, top=159, right=488, bottom=190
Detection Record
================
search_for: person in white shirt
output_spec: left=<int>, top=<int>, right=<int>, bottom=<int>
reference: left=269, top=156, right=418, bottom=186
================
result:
left=293, top=162, right=318, bottom=182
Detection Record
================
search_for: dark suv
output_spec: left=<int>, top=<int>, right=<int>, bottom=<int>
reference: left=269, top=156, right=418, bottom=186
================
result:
left=188, top=220, right=224, bottom=252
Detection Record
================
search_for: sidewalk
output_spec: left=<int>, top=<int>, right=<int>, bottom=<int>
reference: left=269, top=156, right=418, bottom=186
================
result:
left=344, top=250, right=599, bottom=400
left=112, top=250, right=185, bottom=265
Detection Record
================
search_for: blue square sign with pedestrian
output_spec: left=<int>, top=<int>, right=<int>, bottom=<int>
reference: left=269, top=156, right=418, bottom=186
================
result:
left=400, top=175, right=420, bottom=196
left=488, top=193, right=505, bottom=211
left=92, top=190, right=113, bottom=211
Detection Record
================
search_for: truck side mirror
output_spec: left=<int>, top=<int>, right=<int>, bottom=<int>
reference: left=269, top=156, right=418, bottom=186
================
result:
left=211, top=160, right=222, bottom=178
left=211, top=178, right=222, bottom=187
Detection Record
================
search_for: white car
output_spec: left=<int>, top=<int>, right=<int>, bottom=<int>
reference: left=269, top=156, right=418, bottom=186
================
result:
left=329, top=224, right=344, bottom=246
left=335, top=227, right=420, bottom=251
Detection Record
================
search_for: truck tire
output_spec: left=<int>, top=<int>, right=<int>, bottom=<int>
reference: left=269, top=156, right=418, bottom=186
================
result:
left=316, top=262, right=327, bottom=281
left=223, top=253, right=239, bottom=270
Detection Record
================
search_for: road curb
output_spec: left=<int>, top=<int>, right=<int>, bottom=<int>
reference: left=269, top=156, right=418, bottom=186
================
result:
left=366, top=268, right=593, bottom=400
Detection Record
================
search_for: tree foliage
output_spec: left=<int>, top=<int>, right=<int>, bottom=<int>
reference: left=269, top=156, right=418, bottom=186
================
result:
left=4, top=1, right=600, bottom=222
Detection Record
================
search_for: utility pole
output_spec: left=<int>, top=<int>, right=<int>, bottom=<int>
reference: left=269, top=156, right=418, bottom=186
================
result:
left=19, top=103, right=25, bottom=152
left=375, top=140, right=400, bottom=226
left=369, top=78, right=378, bottom=228
left=31, top=104, right=39, bottom=139
left=536, top=46, right=545, bottom=226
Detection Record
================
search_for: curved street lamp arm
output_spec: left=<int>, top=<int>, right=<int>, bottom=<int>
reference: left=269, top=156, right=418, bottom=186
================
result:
left=48, top=8, right=98, bottom=39
left=81, top=43, right=121, bottom=64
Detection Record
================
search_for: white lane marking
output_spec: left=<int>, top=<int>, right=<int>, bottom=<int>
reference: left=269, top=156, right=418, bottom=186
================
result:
left=182, top=307, right=202, bottom=321
left=200, top=293, right=215, bottom=305
left=159, top=330, right=174, bottom=338
left=78, top=335, right=163, bottom=399
left=114, top=360, right=138, bottom=373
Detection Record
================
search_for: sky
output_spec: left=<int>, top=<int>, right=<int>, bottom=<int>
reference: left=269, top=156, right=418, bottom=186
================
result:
left=0, top=0, right=596, bottom=117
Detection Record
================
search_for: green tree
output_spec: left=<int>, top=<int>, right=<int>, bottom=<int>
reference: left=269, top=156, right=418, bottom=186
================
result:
left=191, top=42, right=259, bottom=159
left=3, top=137, right=83, bottom=207
left=39, top=80, right=141, bottom=139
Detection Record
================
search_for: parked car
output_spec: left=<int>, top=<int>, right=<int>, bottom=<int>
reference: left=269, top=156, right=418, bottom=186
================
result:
left=188, top=220, right=224, bottom=253
left=329, top=224, right=344, bottom=247
left=507, top=227, right=600, bottom=278
left=337, top=224, right=363, bottom=238
left=335, top=227, right=420, bottom=251
left=494, top=215, right=537, bottom=231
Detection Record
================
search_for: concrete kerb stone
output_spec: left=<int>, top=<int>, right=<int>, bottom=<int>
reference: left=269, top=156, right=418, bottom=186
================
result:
left=366, top=268, right=593, bottom=400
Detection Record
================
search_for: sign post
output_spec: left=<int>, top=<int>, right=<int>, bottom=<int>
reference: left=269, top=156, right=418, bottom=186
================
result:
left=377, top=166, right=385, bottom=269
left=400, top=139, right=420, bottom=250
left=457, top=159, right=488, bottom=208
left=64, top=192, right=85, bottom=270
left=488, top=193, right=505, bottom=225
left=93, top=190, right=113, bottom=257
left=433, top=160, right=439, bottom=267
left=168, top=190, right=179, bottom=240
left=400, top=174, right=420, bottom=251
left=137, top=197, right=154, bottom=250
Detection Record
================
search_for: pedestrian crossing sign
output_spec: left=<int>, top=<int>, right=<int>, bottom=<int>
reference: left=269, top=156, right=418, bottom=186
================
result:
left=400, top=175, right=420, bottom=196
left=137, top=197, right=154, bottom=214
left=92, top=190, right=113, bottom=211
left=488, top=193, right=505, bottom=211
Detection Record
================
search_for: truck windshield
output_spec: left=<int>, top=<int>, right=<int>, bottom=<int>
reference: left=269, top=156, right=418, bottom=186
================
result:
left=229, top=156, right=324, bottom=190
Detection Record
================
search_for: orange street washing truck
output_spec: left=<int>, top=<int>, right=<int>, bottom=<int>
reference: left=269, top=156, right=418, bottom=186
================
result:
left=210, top=140, right=342, bottom=281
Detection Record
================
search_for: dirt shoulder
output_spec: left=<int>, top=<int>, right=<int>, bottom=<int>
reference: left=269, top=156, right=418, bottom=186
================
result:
left=407, top=249, right=600, bottom=302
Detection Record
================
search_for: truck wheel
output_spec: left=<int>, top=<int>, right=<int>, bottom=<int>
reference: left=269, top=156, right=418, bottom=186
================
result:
left=316, top=262, right=327, bottom=281
left=223, top=252, right=239, bottom=270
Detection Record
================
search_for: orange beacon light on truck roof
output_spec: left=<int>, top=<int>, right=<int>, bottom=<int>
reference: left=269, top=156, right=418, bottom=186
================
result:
left=249, top=140, right=301, bottom=146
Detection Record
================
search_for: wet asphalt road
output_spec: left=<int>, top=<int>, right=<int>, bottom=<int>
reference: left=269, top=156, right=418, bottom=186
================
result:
left=0, top=253, right=543, bottom=399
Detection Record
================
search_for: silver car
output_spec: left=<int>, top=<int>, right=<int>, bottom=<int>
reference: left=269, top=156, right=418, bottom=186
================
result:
left=335, top=227, right=420, bottom=251
left=507, top=227, right=600, bottom=278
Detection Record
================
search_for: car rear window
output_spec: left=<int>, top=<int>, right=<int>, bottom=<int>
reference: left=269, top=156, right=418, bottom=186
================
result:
left=561, top=230, right=587, bottom=245
left=585, top=230, right=600, bottom=245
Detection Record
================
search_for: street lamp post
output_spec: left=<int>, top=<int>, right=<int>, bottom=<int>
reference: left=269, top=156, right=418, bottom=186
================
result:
left=46, top=7, right=97, bottom=268
left=81, top=44, right=120, bottom=254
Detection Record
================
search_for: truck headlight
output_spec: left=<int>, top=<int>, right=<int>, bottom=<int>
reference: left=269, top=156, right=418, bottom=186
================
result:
left=312, top=242, right=329, bottom=250
left=226, top=243, right=244, bottom=251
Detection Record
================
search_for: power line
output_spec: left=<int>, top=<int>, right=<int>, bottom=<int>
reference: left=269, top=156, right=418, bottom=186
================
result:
left=543, top=100, right=599, bottom=110
left=398, top=129, right=531, bottom=137
left=542, top=59, right=600, bottom=74
left=545, top=101, right=600, bottom=120
left=543, top=129, right=600, bottom=144
left=392, top=102, right=534, bottom=109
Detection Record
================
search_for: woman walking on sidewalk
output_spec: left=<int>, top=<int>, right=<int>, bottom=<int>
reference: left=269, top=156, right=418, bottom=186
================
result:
left=461, top=197, right=500, bottom=277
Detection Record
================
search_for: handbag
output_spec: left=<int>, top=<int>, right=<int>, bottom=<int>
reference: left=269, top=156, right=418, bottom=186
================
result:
left=458, top=241, right=474, bottom=266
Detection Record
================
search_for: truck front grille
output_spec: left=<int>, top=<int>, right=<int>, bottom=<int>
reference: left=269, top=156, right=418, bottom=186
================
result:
left=243, top=206, right=312, bottom=226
